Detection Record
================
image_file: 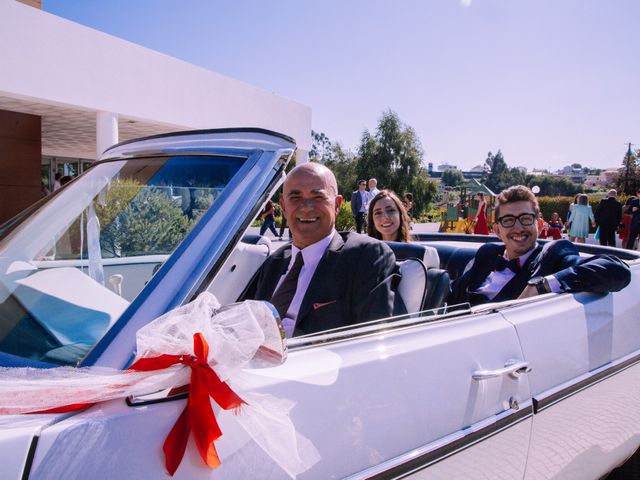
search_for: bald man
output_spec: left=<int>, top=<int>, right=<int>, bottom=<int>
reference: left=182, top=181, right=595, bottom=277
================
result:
left=252, top=163, right=397, bottom=337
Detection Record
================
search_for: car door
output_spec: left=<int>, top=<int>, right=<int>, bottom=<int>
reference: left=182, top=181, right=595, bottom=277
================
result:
left=499, top=267, right=640, bottom=480
left=27, top=310, right=532, bottom=479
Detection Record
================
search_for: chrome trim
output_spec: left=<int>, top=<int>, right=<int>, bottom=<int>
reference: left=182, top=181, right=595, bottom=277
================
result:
left=533, top=349, right=640, bottom=413
left=286, top=305, right=472, bottom=351
left=344, top=405, right=533, bottom=480
left=472, top=359, right=531, bottom=381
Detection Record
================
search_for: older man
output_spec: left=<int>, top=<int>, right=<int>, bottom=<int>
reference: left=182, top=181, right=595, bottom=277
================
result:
left=449, top=185, right=630, bottom=306
left=253, top=163, right=396, bottom=337
left=595, top=189, right=622, bottom=247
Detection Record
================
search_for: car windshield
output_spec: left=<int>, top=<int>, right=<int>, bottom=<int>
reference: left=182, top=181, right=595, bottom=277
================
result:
left=0, top=154, right=245, bottom=366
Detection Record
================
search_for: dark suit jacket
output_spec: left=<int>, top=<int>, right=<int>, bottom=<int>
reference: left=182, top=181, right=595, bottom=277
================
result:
left=595, top=197, right=622, bottom=228
left=628, top=198, right=640, bottom=226
left=253, top=231, right=396, bottom=335
left=448, top=239, right=631, bottom=306
left=351, top=190, right=366, bottom=217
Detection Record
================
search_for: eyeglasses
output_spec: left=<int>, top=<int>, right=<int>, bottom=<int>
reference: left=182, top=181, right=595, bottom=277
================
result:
left=496, top=213, right=537, bottom=228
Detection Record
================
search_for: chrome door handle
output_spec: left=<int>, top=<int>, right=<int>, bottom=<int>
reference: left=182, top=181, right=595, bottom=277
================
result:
left=472, top=359, right=531, bottom=381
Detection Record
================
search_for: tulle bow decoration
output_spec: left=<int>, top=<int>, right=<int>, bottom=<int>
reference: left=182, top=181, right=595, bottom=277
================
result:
left=0, top=293, right=320, bottom=478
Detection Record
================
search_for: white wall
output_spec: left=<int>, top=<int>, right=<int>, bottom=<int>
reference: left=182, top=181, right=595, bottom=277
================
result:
left=0, top=1, right=311, bottom=151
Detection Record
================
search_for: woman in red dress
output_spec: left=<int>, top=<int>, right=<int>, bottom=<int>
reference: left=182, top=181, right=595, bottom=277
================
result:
left=474, top=192, right=490, bottom=235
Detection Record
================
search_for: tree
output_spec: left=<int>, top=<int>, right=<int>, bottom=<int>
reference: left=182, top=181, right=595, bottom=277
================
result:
left=322, top=143, right=358, bottom=198
left=355, top=110, right=437, bottom=214
left=309, top=130, right=335, bottom=163
left=483, top=150, right=526, bottom=192
left=615, top=144, right=640, bottom=195
left=524, top=175, right=582, bottom=196
left=441, top=169, right=465, bottom=188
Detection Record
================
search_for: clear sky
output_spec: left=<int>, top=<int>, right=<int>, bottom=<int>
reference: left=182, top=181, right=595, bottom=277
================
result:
left=43, top=0, right=639, bottom=172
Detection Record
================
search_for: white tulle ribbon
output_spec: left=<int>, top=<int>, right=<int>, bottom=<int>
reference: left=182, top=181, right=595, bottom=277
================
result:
left=0, top=293, right=320, bottom=477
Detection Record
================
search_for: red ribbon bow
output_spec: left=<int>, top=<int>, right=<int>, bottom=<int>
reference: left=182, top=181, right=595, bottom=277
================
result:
left=129, top=332, right=246, bottom=476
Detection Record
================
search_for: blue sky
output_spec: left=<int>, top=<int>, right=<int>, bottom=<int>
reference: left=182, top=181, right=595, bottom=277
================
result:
left=43, top=0, right=639, bottom=171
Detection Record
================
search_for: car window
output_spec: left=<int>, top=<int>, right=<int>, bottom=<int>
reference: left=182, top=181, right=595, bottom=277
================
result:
left=0, top=155, right=245, bottom=366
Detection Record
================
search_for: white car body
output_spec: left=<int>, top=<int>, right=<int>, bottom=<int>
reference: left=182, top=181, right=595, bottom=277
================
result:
left=1, top=129, right=639, bottom=479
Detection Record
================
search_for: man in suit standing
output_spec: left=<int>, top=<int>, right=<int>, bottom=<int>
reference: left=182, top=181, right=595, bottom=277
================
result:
left=351, top=180, right=368, bottom=233
left=595, top=189, right=622, bottom=247
left=449, top=185, right=630, bottom=306
left=253, top=163, right=396, bottom=337
left=626, top=189, right=640, bottom=250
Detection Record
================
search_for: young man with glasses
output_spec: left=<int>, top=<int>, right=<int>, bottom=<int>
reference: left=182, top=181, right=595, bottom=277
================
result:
left=449, top=185, right=630, bottom=306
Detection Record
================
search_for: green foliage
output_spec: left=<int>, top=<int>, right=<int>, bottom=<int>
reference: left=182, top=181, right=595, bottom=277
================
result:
left=336, top=200, right=355, bottom=231
left=441, top=169, right=465, bottom=187
left=354, top=110, right=437, bottom=214
left=615, top=146, right=640, bottom=195
left=482, top=150, right=527, bottom=192
left=537, top=196, right=575, bottom=223
left=322, top=144, right=358, bottom=198
left=525, top=175, right=583, bottom=196
left=98, top=179, right=192, bottom=257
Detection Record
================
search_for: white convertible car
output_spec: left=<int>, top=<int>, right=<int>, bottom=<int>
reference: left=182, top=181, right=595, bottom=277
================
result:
left=1, top=129, right=639, bottom=479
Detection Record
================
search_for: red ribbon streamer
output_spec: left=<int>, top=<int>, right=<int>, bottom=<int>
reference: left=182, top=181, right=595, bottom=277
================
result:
left=33, top=333, right=245, bottom=476
left=129, top=332, right=246, bottom=476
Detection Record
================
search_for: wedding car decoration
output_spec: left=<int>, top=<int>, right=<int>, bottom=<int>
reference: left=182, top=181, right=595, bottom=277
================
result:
left=0, top=293, right=319, bottom=477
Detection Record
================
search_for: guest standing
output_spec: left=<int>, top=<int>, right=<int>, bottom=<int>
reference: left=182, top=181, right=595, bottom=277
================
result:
left=625, top=190, right=640, bottom=250
left=567, top=194, right=595, bottom=244
left=259, top=199, right=279, bottom=237
left=350, top=180, right=368, bottom=233
left=594, top=189, right=622, bottom=247
left=620, top=196, right=636, bottom=249
left=473, top=192, right=490, bottom=235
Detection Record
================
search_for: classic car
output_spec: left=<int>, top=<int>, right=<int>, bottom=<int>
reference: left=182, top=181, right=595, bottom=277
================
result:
left=1, top=128, right=640, bottom=480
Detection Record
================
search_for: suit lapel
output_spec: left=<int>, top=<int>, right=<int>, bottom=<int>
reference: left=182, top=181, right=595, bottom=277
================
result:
left=494, top=245, right=542, bottom=302
left=296, top=232, right=344, bottom=325
left=260, top=248, right=291, bottom=299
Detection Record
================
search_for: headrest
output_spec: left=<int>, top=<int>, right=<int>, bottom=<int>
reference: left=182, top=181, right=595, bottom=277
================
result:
left=385, top=241, right=440, bottom=269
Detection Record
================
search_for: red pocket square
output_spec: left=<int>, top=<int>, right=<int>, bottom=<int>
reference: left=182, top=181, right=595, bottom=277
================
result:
left=313, top=300, right=337, bottom=310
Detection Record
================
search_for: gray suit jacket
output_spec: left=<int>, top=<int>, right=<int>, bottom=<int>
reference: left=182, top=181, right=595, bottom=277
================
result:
left=253, top=231, right=396, bottom=336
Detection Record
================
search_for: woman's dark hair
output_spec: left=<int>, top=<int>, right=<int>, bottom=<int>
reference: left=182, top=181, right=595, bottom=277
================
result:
left=626, top=196, right=636, bottom=206
left=578, top=193, right=589, bottom=206
left=476, top=192, right=485, bottom=201
left=367, top=190, right=412, bottom=242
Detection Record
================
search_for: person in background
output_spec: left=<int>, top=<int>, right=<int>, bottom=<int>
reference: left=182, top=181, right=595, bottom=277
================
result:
left=595, top=189, right=622, bottom=247
left=546, top=212, right=563, bottom=240
left=351, top=180, right=368, bottom=233
left=259, top=199, right=279, bottom=237
left=566, top=194, right=580, bottom=240
left=367, top=178, right=380, bottom=203
left=52, top=172, right=62, bottom=191
left=403, top=193, right=414, bottom=229
left=473, top=192, right=490, bottom=235
left=620, top=196, right=636, bottom=250
left=567, top=194, right=595, bottom=243
left=448, top=185, right=631, bottom=306
left=367, top=190, right=413, bottom=242
left=625, top=190, right=640, bottom=250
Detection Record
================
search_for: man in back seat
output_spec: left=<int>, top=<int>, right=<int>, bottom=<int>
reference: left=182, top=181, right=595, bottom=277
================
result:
left=252, top=163, right=396, bottom=337
left=448, top=185, right=630, bottom=306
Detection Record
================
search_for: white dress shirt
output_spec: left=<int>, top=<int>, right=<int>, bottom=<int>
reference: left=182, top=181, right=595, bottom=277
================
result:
left=276, top=231, right=335, bottom=336
left=474, top=247, right=562, bottom=300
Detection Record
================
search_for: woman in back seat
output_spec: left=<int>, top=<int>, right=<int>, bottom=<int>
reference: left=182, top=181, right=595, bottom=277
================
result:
left=367, top=190, right=413, bottom=243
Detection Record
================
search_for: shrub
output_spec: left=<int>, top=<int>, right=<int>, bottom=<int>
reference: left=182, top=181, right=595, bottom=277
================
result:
left=336, top=200, right=355, bottom=231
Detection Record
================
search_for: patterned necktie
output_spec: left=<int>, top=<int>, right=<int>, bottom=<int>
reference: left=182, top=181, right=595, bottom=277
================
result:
left=494, top=256, right=520, bottom=272
left=270, top=252, right=305, bottom=320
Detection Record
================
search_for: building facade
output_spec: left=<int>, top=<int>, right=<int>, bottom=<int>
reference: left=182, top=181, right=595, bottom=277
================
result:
left=0, top=1, right=311, bottom=223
